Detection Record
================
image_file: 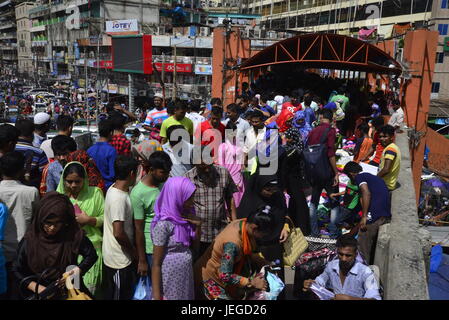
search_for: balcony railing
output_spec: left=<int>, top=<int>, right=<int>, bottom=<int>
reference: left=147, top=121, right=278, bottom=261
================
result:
left=0, top=32, right=16, bottom=39
left=0, top=22, right=15, bottom=30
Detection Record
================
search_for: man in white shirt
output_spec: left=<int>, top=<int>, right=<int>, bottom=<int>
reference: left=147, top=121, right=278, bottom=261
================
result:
left=222, top=103, right=250, bottom=147
left=388, top=100, right=404, bottom=131
left=243, top=110, right=267, bottom=170
left=0, top=151, right=39, bottom=299
left=103, top=155, right=138, bottom=300
left=186, top=99, right=205, bottom=134
left=40, top=115, right=74, bottom=160
left=162, top=125, right=193, bottom=177
left=33, top=112, right=51, bottom=148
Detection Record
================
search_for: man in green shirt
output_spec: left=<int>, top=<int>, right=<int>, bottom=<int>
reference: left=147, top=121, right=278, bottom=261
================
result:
left=330, top=87, right=349, bottom=112
left=131, top=151, right=173, bottom=277
left=160, top=100, right=194, bottom=144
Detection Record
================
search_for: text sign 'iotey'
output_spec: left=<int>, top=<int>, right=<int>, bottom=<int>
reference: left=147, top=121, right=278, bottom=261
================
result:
left=154, top=63, right=193, bottom=73
left=106, top=19, right=139, bottom=35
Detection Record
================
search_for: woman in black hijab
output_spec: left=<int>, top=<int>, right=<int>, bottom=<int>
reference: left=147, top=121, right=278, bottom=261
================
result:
left=278, top=127, right=311, bottom=236
left=12, top=192, right=97, bottom=299
left=237, top=172, right=290, bottom=298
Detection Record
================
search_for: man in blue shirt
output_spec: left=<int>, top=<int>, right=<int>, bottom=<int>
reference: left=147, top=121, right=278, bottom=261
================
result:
left=256, top=94, right=276, bottom=121
left=303, top=234, right=381, bottom=300
left=46, top=135, right=77, bottom=192
left=343, top=161, right=391, bottom=264
left=87, top=119, right=117, bottom=189
left=302, top=94, right=316, bottom=127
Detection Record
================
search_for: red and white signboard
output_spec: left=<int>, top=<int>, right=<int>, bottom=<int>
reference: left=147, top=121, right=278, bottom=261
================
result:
left=93, top=60, right=113, bottom=69
left=154, top=63, right=192, bottom=73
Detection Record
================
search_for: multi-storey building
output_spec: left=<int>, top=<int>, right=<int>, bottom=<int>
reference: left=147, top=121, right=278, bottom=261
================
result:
left=242, top=0, right=432, bottom=34
left=15, top=1, right=34, bottom=75
left=0, top=0, right=19, bottom=77
left=431, top=0, right=449, bottom=100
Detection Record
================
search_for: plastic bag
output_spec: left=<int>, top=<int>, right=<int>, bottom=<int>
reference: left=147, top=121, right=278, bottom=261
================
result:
left=265, top=271, right=285, bottom=300
left=248, top=266, right=285, bottom=300
left=132, top=276, right=152, bottom=300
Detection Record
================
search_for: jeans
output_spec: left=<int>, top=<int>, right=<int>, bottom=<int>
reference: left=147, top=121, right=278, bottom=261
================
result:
left=309, top=179, right=340, bottom=238
left=146, top=254, right=153, bottom=268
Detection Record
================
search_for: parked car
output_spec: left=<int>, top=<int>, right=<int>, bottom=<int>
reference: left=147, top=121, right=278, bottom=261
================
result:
left=33, top=102, right=48, bottom=114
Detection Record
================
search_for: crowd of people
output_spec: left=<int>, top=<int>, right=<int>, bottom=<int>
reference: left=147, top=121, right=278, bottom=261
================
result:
left=0, top=72, right=404, bottom=300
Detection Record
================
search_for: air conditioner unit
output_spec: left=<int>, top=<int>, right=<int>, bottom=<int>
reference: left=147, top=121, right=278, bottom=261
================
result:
left=200, top=27, right=210, bottom=36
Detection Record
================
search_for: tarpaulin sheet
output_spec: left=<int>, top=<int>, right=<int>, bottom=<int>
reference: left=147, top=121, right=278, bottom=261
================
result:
left=429, top=253, right=449, bottom=300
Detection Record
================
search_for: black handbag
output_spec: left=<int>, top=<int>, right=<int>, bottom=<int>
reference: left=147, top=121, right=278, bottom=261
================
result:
left=20, top=268, right=63, bottom=300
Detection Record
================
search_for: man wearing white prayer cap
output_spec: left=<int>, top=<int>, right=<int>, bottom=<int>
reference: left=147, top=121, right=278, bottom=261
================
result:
left=33, top=112, right=51, bottom=148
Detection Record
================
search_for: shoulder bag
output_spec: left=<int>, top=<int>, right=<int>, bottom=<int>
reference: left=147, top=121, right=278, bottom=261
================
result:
left=283, top=216, right=308, bottom=267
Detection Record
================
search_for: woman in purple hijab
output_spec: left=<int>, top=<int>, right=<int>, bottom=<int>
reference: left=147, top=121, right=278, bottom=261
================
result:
left=151, top=177, right=201, bottom=300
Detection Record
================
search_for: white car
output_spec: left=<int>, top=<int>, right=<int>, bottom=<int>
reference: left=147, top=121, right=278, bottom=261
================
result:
left=24, top=88, right=48, bottom=96
left=33, top=102, right=48, bottom=114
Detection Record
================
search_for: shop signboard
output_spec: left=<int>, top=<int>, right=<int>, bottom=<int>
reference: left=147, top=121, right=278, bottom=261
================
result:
left=106, top=19, right=138, bottom=35
left=154, top=63, right=192, bottom=73
left=194, top=64, right=212, bottom=75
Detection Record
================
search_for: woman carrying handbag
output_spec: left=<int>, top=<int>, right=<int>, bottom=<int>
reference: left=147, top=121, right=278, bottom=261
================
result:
left=13, top=192, right=97, bottom=300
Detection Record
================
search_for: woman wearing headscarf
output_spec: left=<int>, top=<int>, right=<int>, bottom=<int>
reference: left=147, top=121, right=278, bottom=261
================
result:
left=217, top=122, right=245, bottom=208
left=237, top=172, right=290, bottom=296
left=194, top=205, right=275, bottom=300
left=12, top=192, right=97, bottom=299
left=279, top=127, right=311, bottom=235
left=67, top=150, right=105, bottom=193
left=151, top=177, right=201, bottom=300
left=132, top=139, right=161, bottom=184
left=56, top=162, right=104, bottom=298
left=293, top=110, right=313, bottom=143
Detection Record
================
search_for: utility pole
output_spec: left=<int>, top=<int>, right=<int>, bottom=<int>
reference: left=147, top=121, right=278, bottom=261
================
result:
left=172, top=45, right=177, bottom=99
left=161, top=52, right=166, bottom=103
left=84, top=47, right=89, bottom=131
left=128, top=73, right=134, bottom=113
left=96, top=27, right=100, bottom=123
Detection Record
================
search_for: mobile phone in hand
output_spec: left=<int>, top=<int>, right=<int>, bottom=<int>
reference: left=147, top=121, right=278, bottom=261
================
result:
left=74, top=204, right=82, bottom=215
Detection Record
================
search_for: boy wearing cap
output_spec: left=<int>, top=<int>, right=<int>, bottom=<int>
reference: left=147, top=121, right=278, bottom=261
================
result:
left=33, top=112, right=51, bottom=148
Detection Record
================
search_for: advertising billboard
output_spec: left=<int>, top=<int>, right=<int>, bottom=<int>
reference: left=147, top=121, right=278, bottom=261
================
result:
left=112, top=35, right=152, bottom=74
left=106, top=19, right=139, bottom=35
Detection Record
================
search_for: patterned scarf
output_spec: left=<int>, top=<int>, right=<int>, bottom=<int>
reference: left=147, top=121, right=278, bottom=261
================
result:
left=284, top=127, right=304, bottom=154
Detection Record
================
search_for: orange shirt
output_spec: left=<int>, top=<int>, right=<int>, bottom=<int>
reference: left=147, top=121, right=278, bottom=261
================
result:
left=354, top=137, right=373, bottom=163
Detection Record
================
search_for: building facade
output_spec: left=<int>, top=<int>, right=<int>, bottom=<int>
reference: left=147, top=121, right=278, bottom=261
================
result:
left=431, top=0, right=449, bottom=100
left=0, top=0, right=18, bottom=77
left=15, top=1, right=34, bottom=75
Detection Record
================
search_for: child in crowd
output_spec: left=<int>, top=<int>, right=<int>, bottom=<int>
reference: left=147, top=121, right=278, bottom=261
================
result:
left=102, top=155, right=139, bottom=300
left=87, top=119, right=117, bottom=190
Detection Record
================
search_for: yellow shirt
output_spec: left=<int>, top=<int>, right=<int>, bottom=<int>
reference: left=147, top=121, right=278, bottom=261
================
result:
left=159, top=116, right=194, bottom=138
left=379, top=143, right=401, bottom=190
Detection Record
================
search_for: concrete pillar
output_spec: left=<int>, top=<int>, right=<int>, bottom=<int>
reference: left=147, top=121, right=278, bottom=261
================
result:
left=374, top=125, right=431, bottom=300
left=401, top=29, right=438, bottom=203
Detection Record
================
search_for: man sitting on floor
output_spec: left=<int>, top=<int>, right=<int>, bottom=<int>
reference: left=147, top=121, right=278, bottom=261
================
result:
left=303, top=234, right=381, bottom=300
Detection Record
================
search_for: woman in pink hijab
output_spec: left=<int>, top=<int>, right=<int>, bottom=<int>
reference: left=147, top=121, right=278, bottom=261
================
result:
left=217, top=121, right=245, bottom=208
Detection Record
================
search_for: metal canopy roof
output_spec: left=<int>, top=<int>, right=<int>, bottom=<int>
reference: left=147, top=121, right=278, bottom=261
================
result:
left=239, top=33, right=402, bottom=75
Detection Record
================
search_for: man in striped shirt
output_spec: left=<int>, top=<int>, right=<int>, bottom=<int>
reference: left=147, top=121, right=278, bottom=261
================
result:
left=143, top=94, right=169, bottom=130
left=14, top=119, right=48, bottom=189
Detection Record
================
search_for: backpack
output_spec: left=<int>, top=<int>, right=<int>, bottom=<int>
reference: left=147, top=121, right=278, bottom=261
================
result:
left=303, top=127, right=333, bottom=184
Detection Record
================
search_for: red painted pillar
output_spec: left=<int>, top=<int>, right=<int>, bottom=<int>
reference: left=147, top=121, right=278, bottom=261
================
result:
left=211, top=27, right=251, bottom=107
left=401, top=29, right=439, bottom=203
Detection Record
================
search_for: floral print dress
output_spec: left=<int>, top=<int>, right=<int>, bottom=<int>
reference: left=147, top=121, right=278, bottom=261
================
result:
left=203, top=242, right=251, bottom=300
